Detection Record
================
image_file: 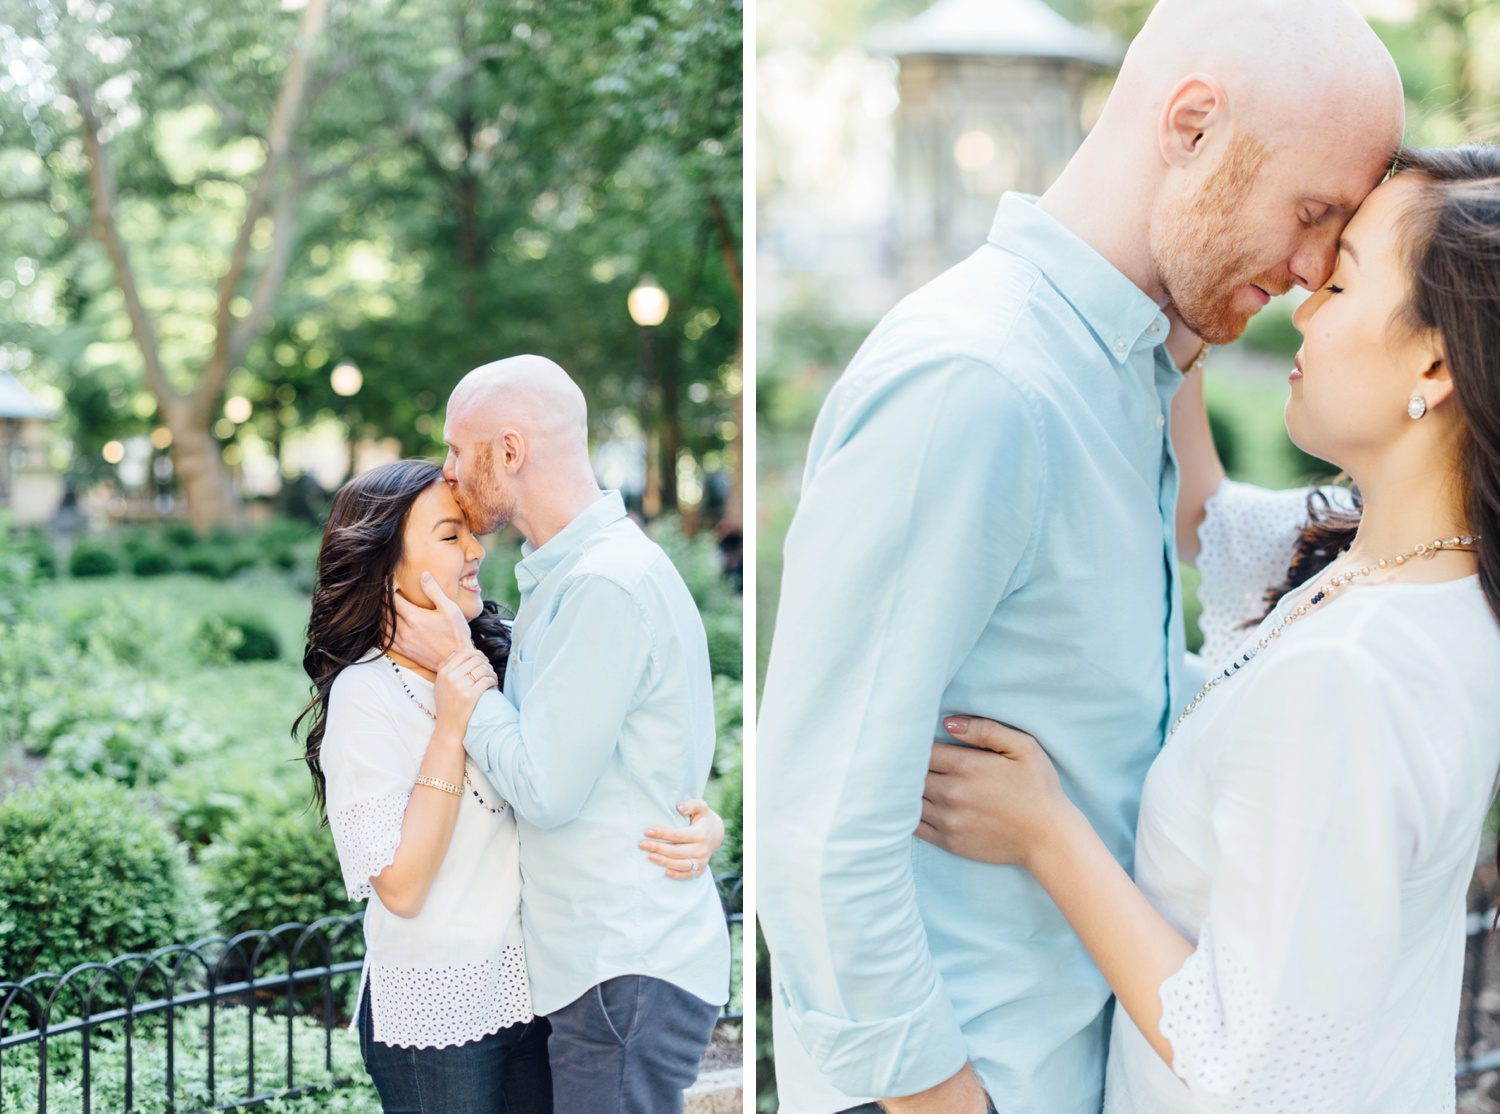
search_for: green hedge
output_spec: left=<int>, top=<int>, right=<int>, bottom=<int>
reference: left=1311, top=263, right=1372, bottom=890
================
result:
left=201, top=801, right=358, bottom=938
left=0, top=777, right=210, bottom=982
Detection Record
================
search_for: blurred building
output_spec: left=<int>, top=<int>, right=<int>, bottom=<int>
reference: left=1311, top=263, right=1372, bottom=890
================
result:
left=871, top=0, right=1123, bottom=286
left=0, top=370, right=62, bottom=527
left=757, top=0, right=1124, bottom=334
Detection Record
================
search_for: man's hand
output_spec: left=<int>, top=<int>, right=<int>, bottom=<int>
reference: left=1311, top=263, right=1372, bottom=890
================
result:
left=391, top=571, right=473, bottom=671
left=880, top=1063, right=990, bottom=1114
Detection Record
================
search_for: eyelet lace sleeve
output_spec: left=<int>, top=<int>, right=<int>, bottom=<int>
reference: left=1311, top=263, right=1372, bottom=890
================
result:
left=330, top=790, right=410, bottom=901
left=1159, top=921, right=1372, bottom=1110
left=320, top=665, right=419, bottom=903
left=1196, top=480, right=1355, bottom=669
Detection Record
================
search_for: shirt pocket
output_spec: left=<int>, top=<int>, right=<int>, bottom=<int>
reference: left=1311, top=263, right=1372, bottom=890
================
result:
left=506, top=655, right=536, bottom=703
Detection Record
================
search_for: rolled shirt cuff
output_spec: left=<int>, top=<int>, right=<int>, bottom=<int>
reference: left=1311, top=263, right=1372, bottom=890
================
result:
left=776, top=970, right=969, bottom=1098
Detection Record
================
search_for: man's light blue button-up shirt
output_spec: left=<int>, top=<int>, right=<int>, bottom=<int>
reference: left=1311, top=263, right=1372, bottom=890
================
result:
left=463, top=491, right=731, bottom=1016
left=758, top=194, right=1186, bottom=1114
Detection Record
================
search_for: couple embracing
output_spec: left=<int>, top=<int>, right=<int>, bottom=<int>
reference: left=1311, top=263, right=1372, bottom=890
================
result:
left=760, top=0, right=1500, bottom=1111
left=297, top=356, right=731, bottom=1113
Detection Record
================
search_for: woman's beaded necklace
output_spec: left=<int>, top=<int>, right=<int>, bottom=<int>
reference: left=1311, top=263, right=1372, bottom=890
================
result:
left=383, top=654, right=508, bottom=812
left=1171, top=533, right=1480, bottom=735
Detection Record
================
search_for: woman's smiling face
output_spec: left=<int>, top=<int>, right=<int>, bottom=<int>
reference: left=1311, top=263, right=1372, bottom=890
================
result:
left=1286, top=172, right=1445, bottom=472
left=393, top=481, right=486, bottom=621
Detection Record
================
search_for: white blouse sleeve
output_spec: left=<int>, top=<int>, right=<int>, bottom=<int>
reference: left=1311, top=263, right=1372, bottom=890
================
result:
left=1195, top=479, right=1355, bottom=669
left=321, top=667, right=419, bottom=902
left=1158, top=638, right=1426, bottom=1112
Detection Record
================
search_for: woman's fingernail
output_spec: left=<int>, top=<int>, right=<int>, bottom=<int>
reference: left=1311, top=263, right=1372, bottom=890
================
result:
left=945, top=717, right=969, bottom=735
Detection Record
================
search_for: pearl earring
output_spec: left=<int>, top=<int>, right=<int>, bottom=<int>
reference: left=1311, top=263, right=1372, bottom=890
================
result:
left=1408, top=395, right=1427, bottom=420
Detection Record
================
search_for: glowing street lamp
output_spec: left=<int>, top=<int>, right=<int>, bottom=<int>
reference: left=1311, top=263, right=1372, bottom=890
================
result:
left=628, top=276, right=669, bottom=517
left=627, top=275, right=670, bottom=328
left=331, top=361, right=363, bottom=397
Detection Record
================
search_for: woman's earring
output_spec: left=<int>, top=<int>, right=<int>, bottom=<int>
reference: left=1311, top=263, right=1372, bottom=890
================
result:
left=390, top=581, right=399, bottom=593
left=1407, top=395, right=1428, bottom=420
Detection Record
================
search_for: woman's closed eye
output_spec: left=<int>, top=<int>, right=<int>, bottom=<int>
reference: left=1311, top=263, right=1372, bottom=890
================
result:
left=1325, top=284, right=1344, bottom=295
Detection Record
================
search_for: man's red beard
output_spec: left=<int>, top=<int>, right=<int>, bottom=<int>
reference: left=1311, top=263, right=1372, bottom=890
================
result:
left=456, top=443, right=514, bottom=536
left=1153, top=132, right=1284, bottom=346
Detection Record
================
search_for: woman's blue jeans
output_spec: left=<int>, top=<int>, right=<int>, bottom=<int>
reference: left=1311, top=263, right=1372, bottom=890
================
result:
left=358, top=991, right=553, bottom=1113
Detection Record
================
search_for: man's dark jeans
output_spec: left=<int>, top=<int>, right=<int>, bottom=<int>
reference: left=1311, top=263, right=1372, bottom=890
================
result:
left=546, top=974, right=721, bottom=1114
left=358, top=992, right=553, bottom=1113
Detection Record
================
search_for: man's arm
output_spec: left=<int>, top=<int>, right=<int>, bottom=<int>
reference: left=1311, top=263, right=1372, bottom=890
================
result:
left=1163, top=311, right=1224, bottom=567
left=462, top=576, right=651, bottom=828
left=757, top=356, right=1043, bottom=1104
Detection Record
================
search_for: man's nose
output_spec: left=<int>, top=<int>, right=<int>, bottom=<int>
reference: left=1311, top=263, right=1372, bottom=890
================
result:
left=442, top=454, right=457, bottom=483
left=1291, top=229, right=1340, bottom=291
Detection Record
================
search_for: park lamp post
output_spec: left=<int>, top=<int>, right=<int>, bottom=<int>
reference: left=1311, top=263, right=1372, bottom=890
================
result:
left=331, top=361, right=363, bottom=480
left=628, top=276, right=669, bottom=518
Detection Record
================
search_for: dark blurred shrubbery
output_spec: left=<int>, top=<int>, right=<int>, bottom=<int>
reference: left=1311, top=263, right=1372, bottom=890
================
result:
left=68, top=538, right=121, bottom=577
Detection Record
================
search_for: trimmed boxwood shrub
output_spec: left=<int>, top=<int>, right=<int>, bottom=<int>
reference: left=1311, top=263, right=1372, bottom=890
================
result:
left=0, top=777, right=210, bottom=982
left=200, top=800, right=357, bottom=938
left=129, top=544, right=176, bottom=577
left=193, top=613, right=281, bottom=663
left=68, top=538, right=121, bottom=577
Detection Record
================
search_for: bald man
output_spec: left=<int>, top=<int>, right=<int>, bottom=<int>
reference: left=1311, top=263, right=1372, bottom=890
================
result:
left=757, top=2, right=1404, bottom=1113
left=396, top=356, right=731, bottom=1113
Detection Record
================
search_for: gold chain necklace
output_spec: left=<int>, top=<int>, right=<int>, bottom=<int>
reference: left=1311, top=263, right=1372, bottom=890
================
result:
left=1172, top=533, right=1480, bottom=735
left=383, top=654, right=508, bottom=812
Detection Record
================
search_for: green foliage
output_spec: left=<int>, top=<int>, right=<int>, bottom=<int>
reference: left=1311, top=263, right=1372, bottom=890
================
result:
left=1238, top=301, right=1303, bottom=356
left=648, top=514, right=739, bottom=616
left=0, top=1007, right=377, bottom=1114
left=17, top=527, right=57, bottom=580
left=181, top=541, right=260, bottom=581
left=67, top=538, right=121, bottom=578
left=256, top=517, right=321, bottom=573
left=709, top=675, right=744, bottom=876
left=195, top=613, right=283, bottom=664
left=0, top=777, right=210, bottom=982
left=129, top=542, right=176, bottom=576
left=201, top=800, right=358, bottom=938
left=0, top=616, right=207, bottom=787
left=0, top=516, right=39, bottom=625
left=704, top=609, right=743, bottom=680
left=1205, top=399, right=1240, bottom=477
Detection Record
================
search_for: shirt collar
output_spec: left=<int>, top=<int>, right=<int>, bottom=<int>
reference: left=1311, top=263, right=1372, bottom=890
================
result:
left=987, top=193, right=1170, bottom=365
left=515, top=490, right=627, bottom=596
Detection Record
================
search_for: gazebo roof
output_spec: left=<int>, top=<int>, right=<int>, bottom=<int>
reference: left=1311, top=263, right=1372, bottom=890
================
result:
left=0, top=370, right=55, bottom=420
left=870, top=0, right=1124, bottom=68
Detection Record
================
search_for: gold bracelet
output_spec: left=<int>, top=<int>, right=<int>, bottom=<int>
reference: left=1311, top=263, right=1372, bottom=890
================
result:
left=414, top=774, right=463, bottom=796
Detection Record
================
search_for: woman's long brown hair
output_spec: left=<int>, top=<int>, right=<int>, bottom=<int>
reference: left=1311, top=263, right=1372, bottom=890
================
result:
left=295, top=460, right=513, bottom=818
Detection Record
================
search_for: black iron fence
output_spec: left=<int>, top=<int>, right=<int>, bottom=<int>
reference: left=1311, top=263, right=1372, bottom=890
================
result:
left=0, top=872, right=743, bottom=1113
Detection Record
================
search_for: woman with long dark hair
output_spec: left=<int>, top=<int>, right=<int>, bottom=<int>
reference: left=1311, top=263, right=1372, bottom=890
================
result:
left=916, top=147, right=1500, bottom=1111
left=296, top=459, right=724, bottom=1113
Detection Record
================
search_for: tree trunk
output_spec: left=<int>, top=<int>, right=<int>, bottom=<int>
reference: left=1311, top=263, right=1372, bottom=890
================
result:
left=660, top=354, right=681, bottom=516
left=163, top=400, right=241, bottom=532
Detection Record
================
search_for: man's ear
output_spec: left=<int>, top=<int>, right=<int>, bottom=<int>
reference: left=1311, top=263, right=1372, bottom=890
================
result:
left=1158, top=73, right=1228, bottom=169
left=498, top=429, right=526, bottom=473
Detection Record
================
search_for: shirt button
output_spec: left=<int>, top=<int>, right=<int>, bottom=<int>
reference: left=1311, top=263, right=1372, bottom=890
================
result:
left=1148, top=322, right=1161, bottom=335
left=1155, top=413, right=1166, bottom=431
left=1114, top=338, right=1128, bottom=353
